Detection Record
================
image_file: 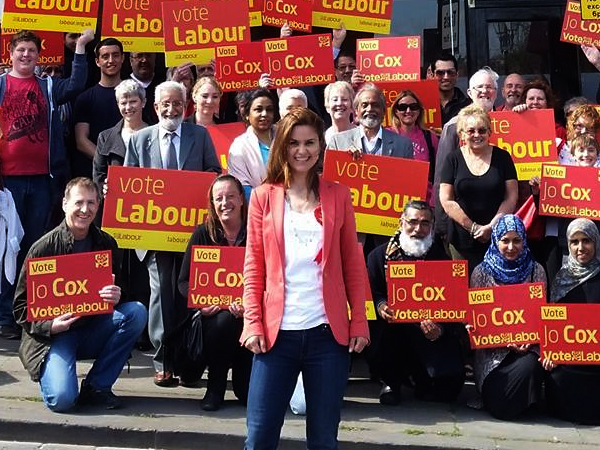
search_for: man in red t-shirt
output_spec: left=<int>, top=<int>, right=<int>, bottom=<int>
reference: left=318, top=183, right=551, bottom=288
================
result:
left=0, top=29, right=93, bottom=339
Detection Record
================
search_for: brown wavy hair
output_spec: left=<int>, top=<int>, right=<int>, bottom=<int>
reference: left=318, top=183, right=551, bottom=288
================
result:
left=206, top=174, right=248, bottom=243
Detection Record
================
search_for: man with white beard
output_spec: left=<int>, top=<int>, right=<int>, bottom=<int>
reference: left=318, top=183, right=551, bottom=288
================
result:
left=125, top=80, right=221, bottom=387
left=367, top=200, right=465, bottom=405
left=433, top=67, right=500, bottom=242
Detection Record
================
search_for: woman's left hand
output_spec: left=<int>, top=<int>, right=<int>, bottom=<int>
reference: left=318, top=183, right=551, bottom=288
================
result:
left=420, top=320, right=443, bottom=341
left=201, top=305, right=220, bottom=316
left=507, top=343, right=530, bottom=354
left=349, top=336, right=369, bottom=353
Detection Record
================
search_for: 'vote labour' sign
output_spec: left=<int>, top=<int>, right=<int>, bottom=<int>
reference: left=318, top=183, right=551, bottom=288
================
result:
left=386, top=260, right=468, bottom=323
left=540, top=304, right=600, bottom=365
left=27, top=251, right=113, bottom=321
left=538, top=164, right=600, bottom=220
left=467, top=283, right=545, bottom=349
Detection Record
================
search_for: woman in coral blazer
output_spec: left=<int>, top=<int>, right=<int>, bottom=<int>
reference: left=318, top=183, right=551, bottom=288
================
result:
left=241, top=107, right=369, bottom=449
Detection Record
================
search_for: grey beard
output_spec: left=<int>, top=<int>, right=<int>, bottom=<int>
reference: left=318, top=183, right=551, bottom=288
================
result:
left=160, top=116, right=183, bottom=132
left=359, top=115, right=381, bottom=130
left=399, top=232, right=433, bottom=258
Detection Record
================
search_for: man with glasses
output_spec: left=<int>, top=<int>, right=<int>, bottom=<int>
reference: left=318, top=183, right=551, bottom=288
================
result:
left=74, top=38, right=125, bottom=177
left=433, top=66, right=500, bottom=243
left=367, top=200, right=465, bottom=405
left=431, top=53, right=471, bottom=126
left=125, top=81, right=221, bottom=387
left=130, top=52, right=159, bottom=124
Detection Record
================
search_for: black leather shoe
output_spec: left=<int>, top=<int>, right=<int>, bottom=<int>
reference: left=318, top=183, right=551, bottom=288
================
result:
left=201, top=390, right=223, bottom=411
left=78, top=381, right=122, bottom=410
left=379, top=385, right=401, bottom=406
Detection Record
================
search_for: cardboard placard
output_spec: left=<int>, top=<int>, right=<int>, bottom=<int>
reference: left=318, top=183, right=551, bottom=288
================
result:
left=380, top=80, right=441, bottom=129
left=215, top=42, right=263, bottom=92
left=322, top=151, right=428, bottom=236
left=311, top=0, right=393, bottom=34
left=467, top=283, right=545, bottom=349
left=263, top=34, right=335, bottom=88
left=538, top=164, right=600, bottom=220
left=1, top=28, right=64, bottom=67
left=249, top=0, right=263, bottom=26
left=386, top=260, right=468, bottom=322
left=26, top=251, right=113, bottom=321
left=102, top=166, right=215, bottom=252
left=162, top=0, right=250, bottom=67
left=206, top=122, right=246, bottom=171
left=489, top=110, right=557, bottom=181
left=101, top=0, right=165, bottom=52
left=540, top=304, right=600, bottom=364
left=561, top=0, right=600, bottom=46
left=262, top=0, right=312, bottom=32
left=356, top=36, right=421, bottom=84
left=187, top=246, right=244, bottom=308
left=2, top=0, right=99, bottom=32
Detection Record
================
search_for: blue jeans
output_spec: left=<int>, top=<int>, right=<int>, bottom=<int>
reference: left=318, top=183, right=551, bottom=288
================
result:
left=39, top=301, right=147, bottom=412
left=0, top=175, right=52, bottom=326
left=245, top=324, right=350, bottom=450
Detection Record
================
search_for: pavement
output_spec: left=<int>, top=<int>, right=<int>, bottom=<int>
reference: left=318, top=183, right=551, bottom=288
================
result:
left=1, top=337, right=600, bottom=450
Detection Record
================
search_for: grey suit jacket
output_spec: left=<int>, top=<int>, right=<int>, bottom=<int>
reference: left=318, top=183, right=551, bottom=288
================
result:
left=327, top=126, right=413, bottom=159
left=124, top=122, right=222, bottom=173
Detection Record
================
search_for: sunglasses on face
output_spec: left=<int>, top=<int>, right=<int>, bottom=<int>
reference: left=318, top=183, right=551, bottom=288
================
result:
left=435, top=69, right=457, bottom=77
left=464, top=128, right=489, bottom=136
left=396, top=103, right=421, bottom=112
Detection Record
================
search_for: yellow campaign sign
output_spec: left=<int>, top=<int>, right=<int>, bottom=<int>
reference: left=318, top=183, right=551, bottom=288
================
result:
left=581, top=0, right=600, bottom=20
left=100, top=35, right=164, bottom=52
left=103, top=228, right=192, bottom=253
left=354, top=212, right=398, bottom=236
left=2, top=12, right=97, bottom=33
left=165, top=47, right=215, bottom=67
left=311, top=11, right=390, bottom=34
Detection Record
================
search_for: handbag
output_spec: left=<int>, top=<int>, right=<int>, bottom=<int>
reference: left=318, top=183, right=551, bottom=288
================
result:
left=516, top=194, right=545, bottom=241
left=166, top=310, right=204, bottom=375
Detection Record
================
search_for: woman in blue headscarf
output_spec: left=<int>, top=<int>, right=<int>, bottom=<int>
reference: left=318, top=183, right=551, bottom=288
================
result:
left=470, top=214, right=547, bottom=420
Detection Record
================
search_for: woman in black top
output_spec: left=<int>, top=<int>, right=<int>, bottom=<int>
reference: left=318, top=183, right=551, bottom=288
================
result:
left=542, top=218, right=600, bottom=424
left=439, top=105, right=518, bottom=275
left=177, top=174, right=252, bottom=411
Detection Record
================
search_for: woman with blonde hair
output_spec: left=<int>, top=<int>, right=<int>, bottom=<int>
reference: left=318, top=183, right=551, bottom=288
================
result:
left=189, top=76, right=223, bottom=127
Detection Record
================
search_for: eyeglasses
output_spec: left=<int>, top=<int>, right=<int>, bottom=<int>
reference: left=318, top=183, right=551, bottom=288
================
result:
left=403, top=218, right=432, bottom=228
left=464, top=128, right=489, bottom=136
left=158, top=100, right=184, bottom=109
left=435, top=69, right=457, bottom=77
left=471, top=84, right=496, bottom=92
left=131, top=53, right=152, bottom=61
left=396, top=103, right=421, bottom=112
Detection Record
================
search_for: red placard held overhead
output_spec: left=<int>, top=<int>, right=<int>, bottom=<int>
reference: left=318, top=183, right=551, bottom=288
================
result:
left=489, top=110, right=557, bottom=180
left=538, top=164, right=600, bottom=220
left=356, top=36, right=421, bottom=84
left=263, top=34, right=335, bottom=88
left=262, top=0, right=312, bottom=32
left=386, top=260, right=468, bottom=323
left=215, top=42, right=264, bottom=92
left=561, top=0, right=600, bottom=46
left=188, top=246, right=245, bottom=309
left=26, top=251, right=114, bottom=321
left=322, top=151, right=428, bottom=236
left=162, top=0, right=250, bottom=66
left=540, top=304, right=600, bottom=365
left=467, top=283, right=545, bottom=349
left=102, top=166, right=215, bottom=252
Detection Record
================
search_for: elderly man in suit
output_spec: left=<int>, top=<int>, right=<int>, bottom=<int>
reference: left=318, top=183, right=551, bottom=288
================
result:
left=328, top=83, right=413, bottom=159
left=125, top=80, right=221, bottom=386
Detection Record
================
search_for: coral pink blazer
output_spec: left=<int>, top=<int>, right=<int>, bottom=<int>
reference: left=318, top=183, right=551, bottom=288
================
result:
left=241, top=178, right=369, bottom=351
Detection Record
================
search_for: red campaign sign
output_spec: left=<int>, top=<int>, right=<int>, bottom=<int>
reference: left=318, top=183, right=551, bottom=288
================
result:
left=262, top=0, right=312, bottom=32
left=248, top=0, right=263, bottom=26
left=26, top=251, right=113, bottom=321
left=322, top=151, right=428, bottom=236
left=467, top=283, right=545, bottom=349
left=101, top=0, right=165, bottom=52
left=102, top=166, right=216, bottom=252
left=385, top=260, right=468, bottom=323
left=263, top=34, right=335, bottom=88
left=561, top=1, right=600, bottom=47
left=540, top=304, right=600, bottom=365
left=538, top=164, right=600, bottom=220
left=188, top=246, right=245, bottom=309
left=215, top=42, right=264, bottom=92
left=489, top=109, right=557, bottom=181
left=162, top=0, right=250, bottom=66
left=356, top=36, right=420, bottom=84
left=206, top=122, right=246, bottom=171
left=380, top=79, right=441, bottom=129
left=1, top=29, right=64, bottom=67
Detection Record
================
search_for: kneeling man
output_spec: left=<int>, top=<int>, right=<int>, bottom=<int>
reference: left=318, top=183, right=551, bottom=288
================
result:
left=367, top=200, right=465, bottom=404
left=13, top=177, right=147, bottom=412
